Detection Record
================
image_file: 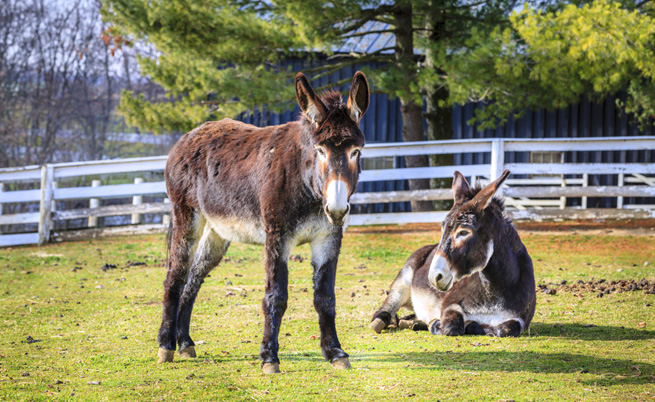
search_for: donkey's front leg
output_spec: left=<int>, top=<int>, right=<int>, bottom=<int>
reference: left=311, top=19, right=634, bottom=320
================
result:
left=438, top=304, right=466, bottom=336
left=311, top=233, right=350, bottom=369
left=260, top=235, right=290, bottom=374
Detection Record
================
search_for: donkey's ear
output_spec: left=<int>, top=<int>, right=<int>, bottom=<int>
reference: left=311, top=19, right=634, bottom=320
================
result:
left=347, top=71, right=369, bottom=123
left=296, top=73, right=327, bottom=125
left=452, top=171, right=470, bottom=204
left=472, top=169, right=511, bottom=211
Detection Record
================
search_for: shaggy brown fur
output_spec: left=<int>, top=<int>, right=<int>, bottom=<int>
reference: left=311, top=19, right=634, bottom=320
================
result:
left=158, top=72, right=370, bottom=373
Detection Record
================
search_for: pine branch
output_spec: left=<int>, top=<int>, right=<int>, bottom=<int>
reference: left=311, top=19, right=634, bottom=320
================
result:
left=332, top=4, right=397, bottom=36
left=341, top=29, right=394, bottom=39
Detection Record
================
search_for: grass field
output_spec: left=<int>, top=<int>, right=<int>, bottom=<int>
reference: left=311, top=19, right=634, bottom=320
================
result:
left=0, top=225, right=654, bottom=401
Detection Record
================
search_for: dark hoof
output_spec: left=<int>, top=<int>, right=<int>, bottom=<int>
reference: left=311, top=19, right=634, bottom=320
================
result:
left=464, top=321, right=486, bottom=336
left=411, top=321, right=428, bottom=331
left=262, top=362, right=280, bottom=374
left=398, top=319, right=413, bottom=330
left=331, top=357, right=351, bottom=370
left=370, top=318, right=386, bottom=334
left=157, top=348, right=175, bottom=364
left=442, top=326, right=465, bottom=336
left=178, top=345, right=196, bottom=358
left=497, top=320, right=522, bottom=337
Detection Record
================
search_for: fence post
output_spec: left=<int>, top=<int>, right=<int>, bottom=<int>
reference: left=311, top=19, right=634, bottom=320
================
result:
left=581, top=173, right=588, bottom=209
left=490, top=139, right=505, bottom=196
left=38, top=164, right=54, bottom=245
left=88, top=180, right=101, bottom=228
left=131, top=177, right=144, bottom=224
left=162, top=198, right=171, bottom=227
left=617, top=173, right=624, bottom=209
left=560, top=178, right=567, bottom=209
left=0, top=183, right=3, bottom=235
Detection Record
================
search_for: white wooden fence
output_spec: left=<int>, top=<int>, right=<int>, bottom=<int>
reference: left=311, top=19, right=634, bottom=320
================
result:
left=1, top=136, right=654, bottom=247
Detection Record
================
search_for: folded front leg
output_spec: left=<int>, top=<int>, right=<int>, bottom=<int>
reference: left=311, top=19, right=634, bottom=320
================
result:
left=439, top=304, right=465, bottom=336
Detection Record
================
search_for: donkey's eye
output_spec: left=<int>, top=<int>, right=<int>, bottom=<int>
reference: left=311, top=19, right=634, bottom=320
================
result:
left=456, top=229, right=471, bottom=238
left=315, top=147, right=326, bottom=157
left=350, top=149, right=360, bottom=159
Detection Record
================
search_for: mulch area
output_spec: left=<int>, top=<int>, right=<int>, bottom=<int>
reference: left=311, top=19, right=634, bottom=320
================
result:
left=538, top=278, right=655, bottom=297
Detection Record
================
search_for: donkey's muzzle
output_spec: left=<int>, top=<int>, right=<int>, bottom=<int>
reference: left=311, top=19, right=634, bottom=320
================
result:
left=428, top=253, right=454, bottom=292
left=324, top=179, right=351, bottom=226
left=324, top=204, right=350, bottom=226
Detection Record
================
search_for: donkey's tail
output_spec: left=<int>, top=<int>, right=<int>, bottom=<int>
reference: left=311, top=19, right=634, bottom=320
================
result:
left=165, top=219, right=172, bottom=269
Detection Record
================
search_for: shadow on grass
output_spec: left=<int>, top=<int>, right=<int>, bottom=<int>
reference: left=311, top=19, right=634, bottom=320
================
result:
left=203, top=348, right=654, bottom=386
left=353, top=349, right=654, bottom=386
left=528, top=322, right=655, bottom=341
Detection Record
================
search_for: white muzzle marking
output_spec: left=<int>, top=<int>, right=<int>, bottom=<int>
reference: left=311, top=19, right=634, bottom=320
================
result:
left=324, top=179, right=350, bottom=225
left=428, top=253, right=454, bottom=291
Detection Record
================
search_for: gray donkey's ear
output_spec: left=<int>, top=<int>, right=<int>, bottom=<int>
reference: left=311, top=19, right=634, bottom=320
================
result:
left=472, top=170, right=511, bottom=210
left=452, top=170, right=470, bottom=205
left=347, top=71, right=369, bottom=123
left=296, top=72, right=327, bottom=125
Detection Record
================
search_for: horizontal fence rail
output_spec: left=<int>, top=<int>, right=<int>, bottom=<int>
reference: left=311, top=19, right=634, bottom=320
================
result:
left=1, top=136, right=654, bottom=247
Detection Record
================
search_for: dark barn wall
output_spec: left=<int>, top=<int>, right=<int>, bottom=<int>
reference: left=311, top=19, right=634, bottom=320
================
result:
left=239, top=60, right=654, bottom=211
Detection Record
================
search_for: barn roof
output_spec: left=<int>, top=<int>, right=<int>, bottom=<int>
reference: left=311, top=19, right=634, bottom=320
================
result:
left=332, top=21, right=396, bottom=54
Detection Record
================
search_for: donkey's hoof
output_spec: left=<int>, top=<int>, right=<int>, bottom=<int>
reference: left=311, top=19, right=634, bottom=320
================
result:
left=157, top=348, right=175, bottom=364
left=370, top=318, right=386, bottom=334
left=331, top=357, right=352, bottom=370
left=178, top=346, right=196, bottom=359
left=398, top=319, right=413, bottom=330
left=262, top=362, right=280, bottom=374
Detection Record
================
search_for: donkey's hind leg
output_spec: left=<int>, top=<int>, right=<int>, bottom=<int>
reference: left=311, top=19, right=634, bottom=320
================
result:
left=370, top=265, right=413, bottom=333
left=158, top=205, right=196, bottom=363
left=490, top=319, right=523, bottom=337
left=176, top=223, right=229, bottom=358
left=464, top=319, right=523, bottom=337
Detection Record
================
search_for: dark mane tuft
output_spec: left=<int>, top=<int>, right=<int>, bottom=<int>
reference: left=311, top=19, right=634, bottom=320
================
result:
left=320, top=90, right=345, bottom=109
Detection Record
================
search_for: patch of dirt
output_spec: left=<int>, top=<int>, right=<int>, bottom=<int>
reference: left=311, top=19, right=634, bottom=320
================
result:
left=289, top=254, right=305, bottom=263
left=100, top=263, right=117, bottom=271
left=348, top=220, right=655, bottom=236
left=538, top=278, right=655, bottom=297
left=26, top=336, right=42, bottom=344
left=349, top=223, right=436, bottom=235
left=127, top=260, right=146, bottom=267
left=516, top=218, right=655, bottom=232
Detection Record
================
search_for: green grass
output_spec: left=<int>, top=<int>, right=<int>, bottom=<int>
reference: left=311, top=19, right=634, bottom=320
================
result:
left=0, top=227, right=654, bottom=401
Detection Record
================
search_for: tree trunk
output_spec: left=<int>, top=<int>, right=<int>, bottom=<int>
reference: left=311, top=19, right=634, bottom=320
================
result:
left=394, top=2, right=433, bottom=212
left=424, top=1, right=454, bottom=210
left=426, top=85, right=454, bottom=210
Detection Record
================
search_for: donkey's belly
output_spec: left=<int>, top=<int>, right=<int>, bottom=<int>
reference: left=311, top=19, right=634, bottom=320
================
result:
left=464, top=307, right=524, bottom=329
left=204, top=215, right=266, bottom=245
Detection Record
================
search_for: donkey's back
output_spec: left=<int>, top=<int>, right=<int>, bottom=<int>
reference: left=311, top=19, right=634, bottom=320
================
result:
left=166, top=119, right=305, bottom=217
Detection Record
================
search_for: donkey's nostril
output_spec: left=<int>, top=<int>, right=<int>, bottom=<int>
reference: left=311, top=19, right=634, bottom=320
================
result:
left=436, top=273, right=443, bottom=283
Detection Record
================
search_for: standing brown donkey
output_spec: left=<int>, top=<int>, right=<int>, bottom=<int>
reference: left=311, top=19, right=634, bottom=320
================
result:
left=158, top=72, right=369, bottom=374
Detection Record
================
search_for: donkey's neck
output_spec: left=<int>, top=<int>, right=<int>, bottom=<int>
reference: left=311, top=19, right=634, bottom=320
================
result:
left=479, top=228, right=521, bottom=290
